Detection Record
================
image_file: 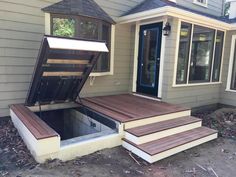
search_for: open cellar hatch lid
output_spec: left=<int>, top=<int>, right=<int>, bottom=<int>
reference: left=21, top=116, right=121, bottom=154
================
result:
left=25, top=35, right=108, bottom=106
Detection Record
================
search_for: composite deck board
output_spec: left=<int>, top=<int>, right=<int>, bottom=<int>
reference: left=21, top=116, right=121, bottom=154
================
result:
left=82, top=94, right=189, bottom=123
left=123, top=127, right=217, bottom=156
left=10, top=104, right=58, bottom=140
left=81, top=99, right=131, bottom=122
left=126, top=116, right=201, bottom=137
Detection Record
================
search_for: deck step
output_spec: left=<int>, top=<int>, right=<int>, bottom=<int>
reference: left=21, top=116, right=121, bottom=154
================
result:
left=122, top=127, right=218, bottom=163
left=125, top=116, right=202, bottom=144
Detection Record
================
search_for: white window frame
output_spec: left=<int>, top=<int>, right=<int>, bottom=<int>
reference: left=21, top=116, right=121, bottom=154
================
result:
left=173, top=19, right=226, bottom=87
left=226, top=35, right=236, bottom=92
left=193, top=0, right=208, bottom=8
left=44, top=13, right=115, bottom=77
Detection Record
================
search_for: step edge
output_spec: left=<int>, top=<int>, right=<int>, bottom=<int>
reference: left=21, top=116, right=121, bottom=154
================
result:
left=126, top=117, right=202, bottom=137
left=123, top=109, right=191, bottom=123
left=123, top=129, right=218, bottom=156
left=125, top=121, right=202, bottom=144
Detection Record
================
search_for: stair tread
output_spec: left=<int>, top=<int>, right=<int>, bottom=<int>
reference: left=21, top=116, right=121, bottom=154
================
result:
left=123, top=127, right=217, bottom=156
left=126, top=116, right=201, bottom=137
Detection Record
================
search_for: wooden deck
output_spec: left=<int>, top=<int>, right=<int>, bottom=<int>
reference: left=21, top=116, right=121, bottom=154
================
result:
left=123, top=127, right=217, bottom=156
left=10, top=104, right=59, bottom=140
left=81, top=94, right=189, bottom=123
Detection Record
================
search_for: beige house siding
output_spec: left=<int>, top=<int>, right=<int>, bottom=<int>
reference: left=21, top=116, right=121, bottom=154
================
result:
left=160, top=18, right=221, bottom=108
left=220, top=30, right=236, bottom=106
left=0, top=0, right=144, bottom=117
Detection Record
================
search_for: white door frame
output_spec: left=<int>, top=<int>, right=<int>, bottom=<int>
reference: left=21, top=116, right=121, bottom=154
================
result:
left=132, top=17, right=167, bottom=98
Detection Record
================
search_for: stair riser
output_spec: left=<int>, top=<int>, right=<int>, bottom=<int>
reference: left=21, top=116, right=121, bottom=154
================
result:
left=125, top=121, right=202, bottom=144
left=124, top=110, right=191, bottom=129
left=122, top=133, right=218, bottom=163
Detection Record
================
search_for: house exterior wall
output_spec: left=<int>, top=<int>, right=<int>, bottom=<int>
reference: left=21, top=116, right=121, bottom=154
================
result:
left=0, top=0, right=144, bottom=117
left=160, top=17, right=221, bottom=108
left=176, top=0, right=224, bottom=16
left=220, top=30, right=236, bottom=106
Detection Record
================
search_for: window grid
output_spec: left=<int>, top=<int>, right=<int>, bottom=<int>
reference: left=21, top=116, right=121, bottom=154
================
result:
left=50, top=14, right=111, bottom=73
left=176, top=21, right=225, bottom=85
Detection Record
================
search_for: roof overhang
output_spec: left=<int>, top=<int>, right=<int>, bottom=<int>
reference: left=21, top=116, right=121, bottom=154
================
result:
left=117, top=6, right=235, bottom=31
left=231, top=23, right=236, bottom=30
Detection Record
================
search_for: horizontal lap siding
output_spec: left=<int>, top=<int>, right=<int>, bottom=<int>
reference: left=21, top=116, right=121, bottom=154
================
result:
left=0, top=0, right=144, bottom=117
left=80, top=24, right=134, bottom=97
left=161, top=18, right=221, bottom=108
left=176, top=0, right=224, bottom=16
left=220, top=31, right=236, bottom=106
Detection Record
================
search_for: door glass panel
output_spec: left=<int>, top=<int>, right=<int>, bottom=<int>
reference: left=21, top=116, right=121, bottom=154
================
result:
left=140, top=29, right=158, bottom=87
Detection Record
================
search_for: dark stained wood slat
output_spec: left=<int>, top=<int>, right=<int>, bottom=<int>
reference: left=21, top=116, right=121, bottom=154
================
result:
left=123, top=127, right=218, bottom=156
left=10, top=104, right=59, bottom=140
left=83, top=97, right=141, bottom=118
left=81, top=94, right=190, bottom=123
left=47, top=59, right=89, bottom=65
left=85, top=94, right=189, bottom=117
left=81, top=99, right=131, bottom=122
left=126, top=116, right=201, bottom=137
left=43, top=72, right=83, bottom=77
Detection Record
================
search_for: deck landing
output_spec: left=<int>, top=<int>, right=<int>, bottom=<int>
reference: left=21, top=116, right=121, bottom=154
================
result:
left=81, top=94, right=189, bottom=123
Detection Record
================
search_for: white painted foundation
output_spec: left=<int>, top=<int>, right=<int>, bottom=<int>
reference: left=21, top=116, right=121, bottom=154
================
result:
left=10, top=107, right=123, bottom=163
left=124, top=110, right=191, bottom=129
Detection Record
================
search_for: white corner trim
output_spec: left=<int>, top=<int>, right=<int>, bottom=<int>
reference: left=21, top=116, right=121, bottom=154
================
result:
left=158, top=18, right=168, bottom=98
left=172, top=19, right=181, bottom=87
left=226, top=35, right=236, bottom=90
left=132, top=22, right=140, bottom=93
left=193, top=0, right=208, bottom=8
left=90, top=25, right=116, bottom=77
left=45, top=13, right=51, bottom=35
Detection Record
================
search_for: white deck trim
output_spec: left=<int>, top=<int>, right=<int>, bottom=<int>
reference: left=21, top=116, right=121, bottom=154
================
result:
left=122, top=133, right=217, bottom=163
left=226, top=35, right=236, bottom=91
left=125, top=121, right=202, bottom=144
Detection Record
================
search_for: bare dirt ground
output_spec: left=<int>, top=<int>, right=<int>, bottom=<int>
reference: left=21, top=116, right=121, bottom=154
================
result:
left=1, top=108, right=236, bottom=177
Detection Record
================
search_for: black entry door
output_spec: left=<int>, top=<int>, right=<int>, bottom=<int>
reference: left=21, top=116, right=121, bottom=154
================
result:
left=137, top=23, right=163, bottom=96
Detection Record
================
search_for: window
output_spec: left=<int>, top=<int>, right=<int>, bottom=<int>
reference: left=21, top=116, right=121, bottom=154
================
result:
left=175, top=22, right=224, bottom=85
left=227, top=36, right=236, bottom=91
left=176, top=23, right=192, bottom=84
left=51, top=15, right=111, bottom=73
left=52, top=17, right=75, bottom=37
left=194, top=0, right=208, bottom=7
left=212, top=31, right=224, bottom=82
left=189, top=25, right=215, bottom=83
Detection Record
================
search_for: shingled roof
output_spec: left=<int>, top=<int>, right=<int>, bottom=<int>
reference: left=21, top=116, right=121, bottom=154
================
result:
left=42, top=0, right=115, bottom=24
left=124, top=0, right=234, bottom=24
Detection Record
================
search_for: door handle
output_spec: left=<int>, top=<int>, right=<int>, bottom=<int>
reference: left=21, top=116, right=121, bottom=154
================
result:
left=157, top=58, right=160, bottom=61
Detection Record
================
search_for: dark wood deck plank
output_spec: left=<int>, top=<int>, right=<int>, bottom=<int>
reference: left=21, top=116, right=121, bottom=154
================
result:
left=81, top=99, right=131, bottom=122
left=10, top=104, right=59, bottom=140
left=123, top=127, right=217, bottom=156
left=81, top=94, right=189, bottom=123
left=126, top=116, right=201, bottom=137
